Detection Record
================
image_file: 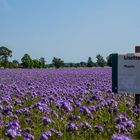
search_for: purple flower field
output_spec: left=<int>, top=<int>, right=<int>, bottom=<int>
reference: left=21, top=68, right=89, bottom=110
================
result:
left=0, top=68, right=139, bottom=140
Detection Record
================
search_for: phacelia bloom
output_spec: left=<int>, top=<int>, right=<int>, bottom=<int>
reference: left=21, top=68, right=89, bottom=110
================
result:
left=51, top=110, right=59, bottom=119
left=39, top=133, right=49, bottom=140
left=132, top=105, right=140, bottom=114
left=79, top=121, right=91, bottom=129
left=26, top=118, right=32, bottom=124
left=39, top=130, right=52, bottom=140
left=115, top=124, right=128, bottom=133
left=108, top=99, right=118, bottom=107
left=88, top=105, right=97, bottom=112
left=87, top=113, right=93, bottom=119
left=42, top=116, right=54, bottom=125
left=23, top=108, right=31, bottom=116
left=14, top=98, right=22, bottom=105
left=66, top=122, right=78, bottom=131
left=57, top=100, right=73, bottom=112
left=5, top=120, right=21, bottom=138
left=122, top=120, right=135, bottom=130
left=111, top=133, right=133, bottom=140
left=23, top=132, right=34, bottom=140
left=69, top=114, right=81, bottom=121
left=94, top=125, right=103, bottom=133
left=113, top=108, right=118, bottom=115
left=6, top=120, right=20, bottom=129
left=89, top=95, right=98, bottom=101
left=5, top=129, right=17, bottom=138
left=38, top=103, right=49, bottom=112
left=50, top=128, right=63, bottom=136
left=0, top=120, right=4, bottom=125
left=115, top=113, right=128, bottom=124
left=79, top=106, right=91, bottom=115
left=100, top=100, right=108, bottom=107
left=74, top=100, right=82, bottom=107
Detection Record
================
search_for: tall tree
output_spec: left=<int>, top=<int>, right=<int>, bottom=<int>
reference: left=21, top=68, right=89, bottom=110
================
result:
left=96, top=54, right=106, bottom=67
left=33, top=59, right=42, bottom=68
left=0, top=46, right=12, bottom=67
left=52, top=57, right=64, bottom=68
left=106, top=54, right=112, bottom=67
left=21, top=54, right=33, bottom=68
left=12, top=60, right=19, bottom=68
left=39, top=57, right=46, bottom=68
left=80, top=61, right=87, bottom=67
left=87, top=57, right=94, bottom=67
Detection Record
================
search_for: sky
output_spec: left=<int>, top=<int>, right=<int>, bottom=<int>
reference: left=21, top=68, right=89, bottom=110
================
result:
left=0, top=0, right=140, bottom=63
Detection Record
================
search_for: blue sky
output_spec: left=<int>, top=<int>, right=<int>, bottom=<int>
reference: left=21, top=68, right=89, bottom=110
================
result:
left=0, top=0, right=140, bottom=63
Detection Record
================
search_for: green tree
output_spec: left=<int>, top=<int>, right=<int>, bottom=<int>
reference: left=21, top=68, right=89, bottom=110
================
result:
left=96, top=54, right=106, bottom=67
left=33, top=59, right=42, bottom=68
left=0, top=46, right=12, bottom=68
left=12, top=60, right=19, bottom=68
left=106, top=54, right=112, bottom=67
left=21, top=54, right=33, bottom=68
left=87, top=57, right=94, bottom=67
left=39, top=57, right=46, bottom=68
left=52, top=57, right=64, bottom=68
left=80, top=61, right=87, bottom=67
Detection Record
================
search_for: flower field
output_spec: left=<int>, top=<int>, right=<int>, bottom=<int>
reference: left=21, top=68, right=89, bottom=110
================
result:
left=0, top=68, right=139, bottom=140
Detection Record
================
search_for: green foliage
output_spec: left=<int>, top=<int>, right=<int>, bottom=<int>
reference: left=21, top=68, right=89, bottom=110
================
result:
left=0, top=44, right=112, bottom=69
left=96, top=54, right=106, bottom=67
left=12, top=60, right=19, bottom=68
left=39, top=57, right=46, bottom=68
left=1, top=92, right=136, bottom=140
left=80, top=61, right=87, bottom=67
left=21, top=54, right=33, bottom=68
left=106, top=54, right=112, bottom=67
left=0, top=46, right=12, bottom=68
left=87, top=57, right=94, bottom=67
left=52, top=57, right=64, bottom=68
left=32, top=59, right=42, bottom=68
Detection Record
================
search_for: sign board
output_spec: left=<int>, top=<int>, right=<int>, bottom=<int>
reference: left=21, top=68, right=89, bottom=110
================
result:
left=112, top=53, right=140, bottom=93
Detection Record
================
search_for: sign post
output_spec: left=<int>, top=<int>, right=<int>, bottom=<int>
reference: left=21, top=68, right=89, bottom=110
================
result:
left=112, top=46, right=140, bottom=107
left=135, top=46, right=140, bottom=106
left=112, top=54, right=118, bottom=93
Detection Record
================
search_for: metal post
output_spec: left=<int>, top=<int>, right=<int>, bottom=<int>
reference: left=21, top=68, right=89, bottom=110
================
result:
left=135, top=46, right=140, bottom=106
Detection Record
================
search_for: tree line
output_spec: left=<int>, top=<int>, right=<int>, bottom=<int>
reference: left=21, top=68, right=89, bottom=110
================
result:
left=0, top=46, right=112, bottom=69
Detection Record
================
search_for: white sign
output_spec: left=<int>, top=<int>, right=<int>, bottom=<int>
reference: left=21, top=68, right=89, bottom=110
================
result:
left=118, top=53, right=140, bottom=93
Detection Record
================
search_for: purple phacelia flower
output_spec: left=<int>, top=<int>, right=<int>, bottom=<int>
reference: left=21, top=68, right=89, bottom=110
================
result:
left=42, top=116, right=54, bottom=125
left=57, top=100, right=73, bottom=112
left=94, top=125, right=103, bottom=133
left=66, top=122, right=78, bottom=131
left=26, top=118, right=32, bottom=124
left=5, top=129, right=17, bottom=138
left=115, top=113, right=128, bottom=123
left=74, top=100, right=82, bottom=107
left=23, top=132, right=34, bottom=140
left=50, top=128, right=63, bottom=136
left=115, top=124, right=128, bottom=132
left=39, top=130, right=52, bottom=140
left=79, top=121, right=91, bottom=129
left=122, top=120, right=135, bottom=130
left=111, top=133, right=133, bottom=140
left=79, top=106, right=91, bottom=115
left=88, top=105, right=97, bottom=112
left=69, top=114, right=81, bottom=121
left=51, top=110, right=59, bottom=119
left=6, top=120, right=20, bottom=130
left=39, top=133, right=49, bottom=140
left=5, top=120, right=21, bottom=138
